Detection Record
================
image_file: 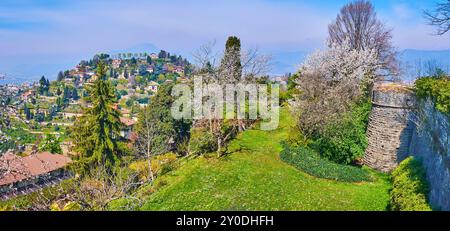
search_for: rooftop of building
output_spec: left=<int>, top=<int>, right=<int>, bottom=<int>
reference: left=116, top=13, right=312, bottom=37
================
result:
left=0, top=152, right=71, bottom=186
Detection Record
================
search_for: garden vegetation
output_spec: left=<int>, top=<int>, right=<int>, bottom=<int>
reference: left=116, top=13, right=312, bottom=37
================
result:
left=280, top=144, right=372, bottom=183
left=415, top=75, right=450, bottom=114
left=390, top=157, right=432, bottom=211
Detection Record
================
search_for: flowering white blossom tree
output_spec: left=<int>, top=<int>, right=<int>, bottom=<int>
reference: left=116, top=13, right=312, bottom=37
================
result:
left=300, top=39, right=380, bottom=89
left=291, top=39, right=380, bottom=136
left=190, top=37, right=272, bottom=157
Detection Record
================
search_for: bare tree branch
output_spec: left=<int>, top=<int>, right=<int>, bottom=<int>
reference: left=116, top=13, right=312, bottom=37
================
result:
left=425, top=0, right=450, bottom=35
left=328, top=0, right=398, bottom=76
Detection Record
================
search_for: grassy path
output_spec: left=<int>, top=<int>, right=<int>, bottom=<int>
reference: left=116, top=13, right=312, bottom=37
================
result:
left=140, top=109, right=391, bottom=211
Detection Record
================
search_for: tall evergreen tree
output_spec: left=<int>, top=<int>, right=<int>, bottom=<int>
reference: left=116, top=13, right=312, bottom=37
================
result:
left=39, top=76, right=49, bottom=95
left=71, top=61, right=123, bottom=172
left=23, top=104, right=31, bottom=120
left=57, top=71, right=64, bottom=82
left=63, top=86, right=70, bottom=104
left=220, top=36, right=242, bottom=83
left=72, top=88, right=79, bottom=100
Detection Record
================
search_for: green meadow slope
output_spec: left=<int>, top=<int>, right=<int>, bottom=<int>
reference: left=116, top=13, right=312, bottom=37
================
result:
left=140, top=108, right=391, bottom=211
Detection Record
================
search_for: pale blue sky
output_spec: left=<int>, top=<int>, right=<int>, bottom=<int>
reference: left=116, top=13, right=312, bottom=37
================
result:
left=1, top=0, right=449, bottom=80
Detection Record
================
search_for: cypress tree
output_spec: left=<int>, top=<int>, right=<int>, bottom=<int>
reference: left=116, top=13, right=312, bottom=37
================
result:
left=220, top=36, right=242, bottom=83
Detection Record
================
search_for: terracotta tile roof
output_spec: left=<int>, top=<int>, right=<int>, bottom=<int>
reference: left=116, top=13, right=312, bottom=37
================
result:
left=0, top=152, right=71, bottom=186
left=120, top=117, right=137, bottom=127
left=21, top=91, right=33, bottom=98
left=128, top=132, right=138, bottom=142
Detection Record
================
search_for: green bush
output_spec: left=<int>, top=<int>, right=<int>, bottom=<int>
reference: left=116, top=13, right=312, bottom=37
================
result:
left=415, top=76, right=450, bottom=114
left=188, top=127, right=217, bottom=155
left=390, top=157, right=432, bottom=211
left=129, top=152, right=178, bottom=181
left=280, top=144, right=372, bottom=183
left=107, top=198, right=140, bottom=211
left=285, top=125, right=311, bottom=148
left=312, top=100, right=371, bottom=164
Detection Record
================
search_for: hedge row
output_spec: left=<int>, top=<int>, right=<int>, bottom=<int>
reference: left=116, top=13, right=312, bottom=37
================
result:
left=390, top=157, right=432, bottom=211
left=280, top=144, right=372, bottom=183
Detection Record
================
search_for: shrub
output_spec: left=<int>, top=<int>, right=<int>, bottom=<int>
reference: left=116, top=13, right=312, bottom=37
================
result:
left=107, top=198, right=140, bottom=211
left=38, top=133, right=63, bottom=154
left=280, top=144, right=372, bottom=183
left=390, top=157, right=432, bottom=211
left=312, top=99, right=371, bottom=164
left=154, top=179, right=168, bottom=190
left=415, top=76, right=450, bottom=114
left=285, top=125, right=311, bottom=148
left=188, top=127, right=217, bottom=155
left=129, top=152, right=178, bottom=181
left=51, top=201, right=82, bottom=211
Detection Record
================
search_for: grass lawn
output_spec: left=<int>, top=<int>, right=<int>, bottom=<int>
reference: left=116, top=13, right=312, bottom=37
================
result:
left=139, top=108, right=391, bottom=211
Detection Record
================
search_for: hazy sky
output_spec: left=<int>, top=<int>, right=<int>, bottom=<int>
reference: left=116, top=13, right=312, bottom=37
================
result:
left=1, top=0, right=449, bottom=80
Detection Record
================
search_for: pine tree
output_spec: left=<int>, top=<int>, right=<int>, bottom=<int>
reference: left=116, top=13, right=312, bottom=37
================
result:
left=71, top=61, right=123, bottom=172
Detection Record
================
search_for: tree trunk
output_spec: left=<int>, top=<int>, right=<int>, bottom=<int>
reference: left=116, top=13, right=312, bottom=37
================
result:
left=217, top=136, right=222, bottom=158
left=148, top=158, right=154, bottom=182
left=147, top=132, right=154, bottom=182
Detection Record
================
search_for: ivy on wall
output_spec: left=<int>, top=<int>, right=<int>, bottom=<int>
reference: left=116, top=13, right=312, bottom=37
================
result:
left=415, top=76, right=450, bottom=115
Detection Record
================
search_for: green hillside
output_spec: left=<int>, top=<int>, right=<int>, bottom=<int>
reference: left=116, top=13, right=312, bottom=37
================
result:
left=139, top=108, right=391, bottom=211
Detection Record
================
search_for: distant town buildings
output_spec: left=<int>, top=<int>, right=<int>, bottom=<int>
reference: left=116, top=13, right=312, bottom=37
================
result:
left=120, top=117, right=137, bottom=140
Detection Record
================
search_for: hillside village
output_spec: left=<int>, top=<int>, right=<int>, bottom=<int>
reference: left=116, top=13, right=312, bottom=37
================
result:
left=0, top=51, right=196, bottom=193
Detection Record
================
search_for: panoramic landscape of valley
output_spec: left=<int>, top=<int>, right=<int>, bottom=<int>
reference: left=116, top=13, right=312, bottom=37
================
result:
left=0, top=1, right=449, bottom=225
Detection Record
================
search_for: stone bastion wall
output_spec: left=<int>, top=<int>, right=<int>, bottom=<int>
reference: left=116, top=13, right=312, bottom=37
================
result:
left=409, top=99, right=450, bottom=210
left=363, top=83, right=416, bottom=173
left=363, top=82, right=450, bottom=210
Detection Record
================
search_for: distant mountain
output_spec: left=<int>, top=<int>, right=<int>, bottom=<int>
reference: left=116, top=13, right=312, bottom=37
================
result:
left=0, top=54, right=86, bottom=84
left=398, top=49, right=450, bottom=82
left=2, top=46, right=450, bottom=85
left=268, top=49, right=450, bottom=78
left=269, top=51, right=309, bottom=75
left=399, top=49, right=450, bottom=65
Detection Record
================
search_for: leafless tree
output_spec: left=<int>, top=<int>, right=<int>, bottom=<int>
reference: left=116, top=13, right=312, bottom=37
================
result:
left=292, top=72, right=362, bottom=137
left=134, top=106, right=156, bottom=183
left=425, top=0, right=450, bottom=35
left=28, top=166, right=142, bottom=211
left=69, top=167, right=141, bottom=210
left=241, top=48, right=273, bottom=80
left=328, top=0, right=398, bottom=76
left=192, top=40, right=220, bottom=72
left=190, top=39, right=272, bottom=157
left=192, top=41, right=272, bottom=82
